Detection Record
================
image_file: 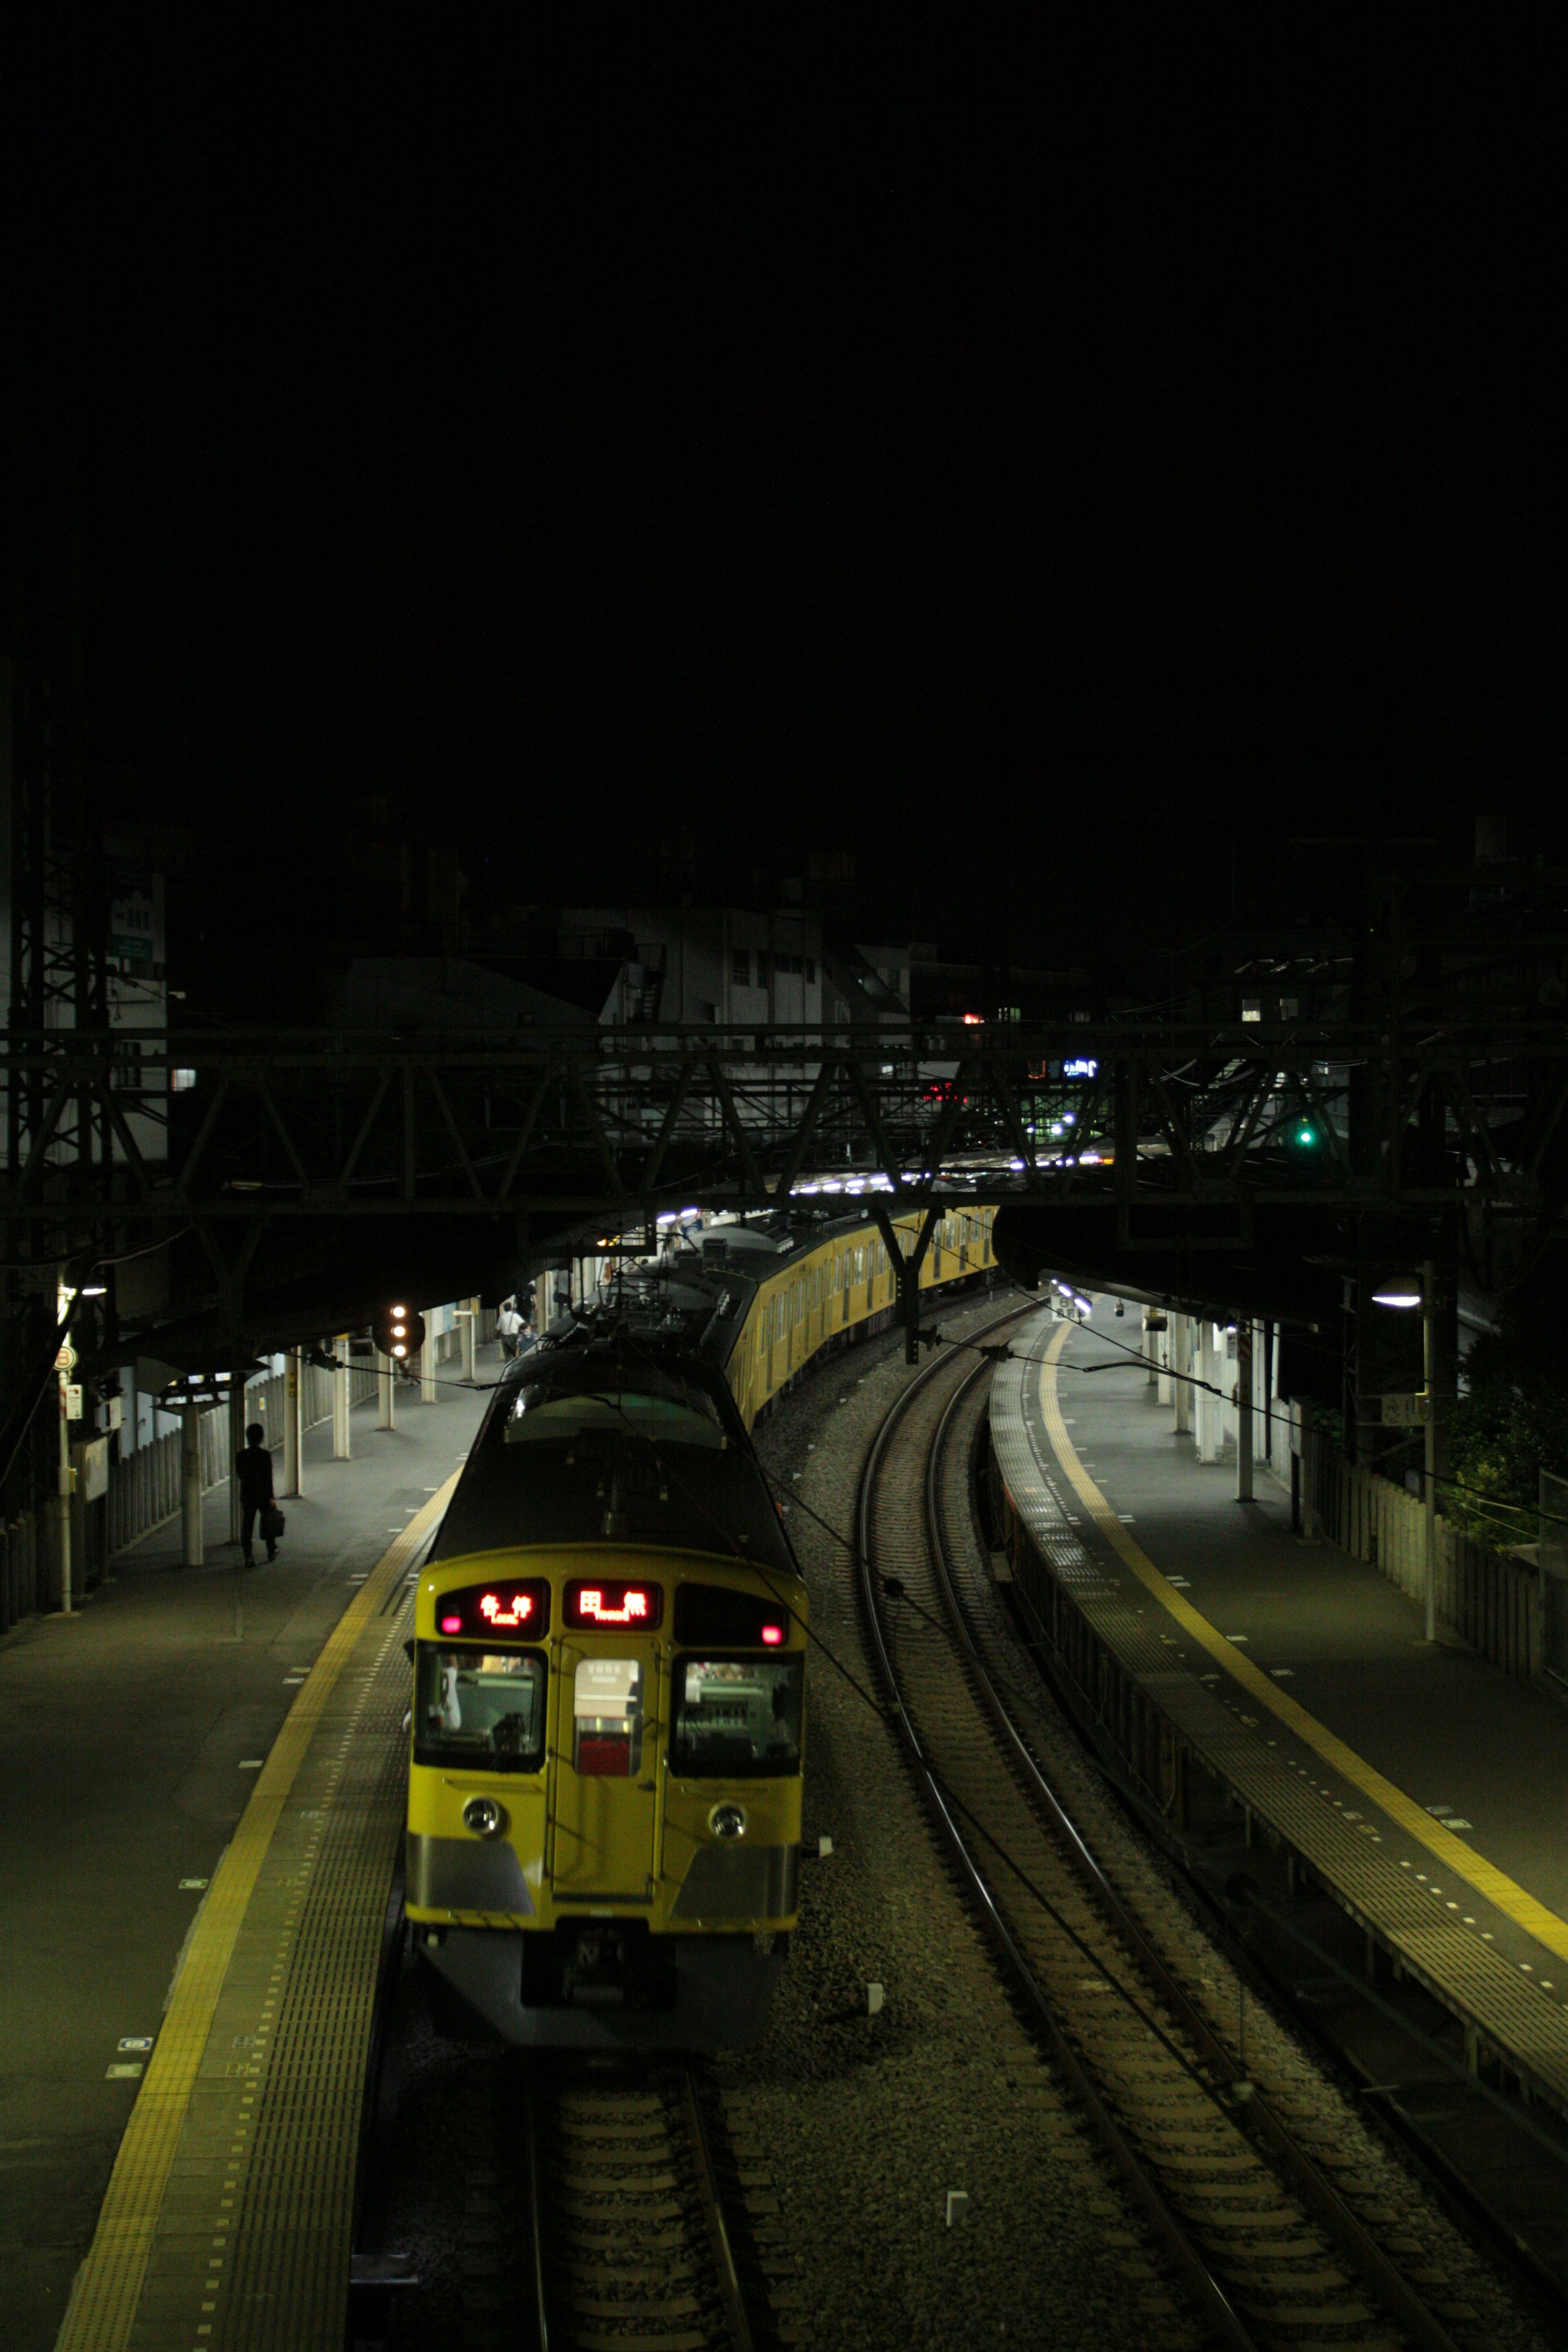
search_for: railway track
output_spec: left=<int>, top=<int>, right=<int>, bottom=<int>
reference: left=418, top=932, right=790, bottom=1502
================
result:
left=859, top=1318, right=1471, bottom=2352
left=514, top=2053, right=772, bottom=2352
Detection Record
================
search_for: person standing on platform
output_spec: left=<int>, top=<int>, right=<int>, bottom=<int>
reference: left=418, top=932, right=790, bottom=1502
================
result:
left=237, top=1422, right=278, bottom=1566
left=497, top=1296, right=523, bottom=1361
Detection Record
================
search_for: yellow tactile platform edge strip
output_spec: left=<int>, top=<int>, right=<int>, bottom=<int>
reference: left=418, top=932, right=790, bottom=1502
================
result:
left=54, top=1474, right=459, bottom=2352
left=1035, top=1317, right=1568, bottom=1969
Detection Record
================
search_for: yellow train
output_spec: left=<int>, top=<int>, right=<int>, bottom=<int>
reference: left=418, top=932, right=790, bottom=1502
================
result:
left=406, top=1204, right=994, bottom=2047
left=728, top=1202, right=997, bottom=1426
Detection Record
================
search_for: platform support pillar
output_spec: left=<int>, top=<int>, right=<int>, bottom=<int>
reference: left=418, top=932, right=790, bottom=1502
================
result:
left=1172, top=1314, right=1192, bottom=1435
left=228, top=1376, right=248, bottom=1544
left=333, top=1336, right=351, bottom=1459
left=459, top=1303, right=477, bottom=1383
left=1236, top=1322, right=1254, bottom=1501
left=377, top=1350, right=395, bottom=1431
left=1156, top=1318, right=1172, bottom=1406
left=1422, top=1259, right=1438, bottom=1643
left=180, top=1403, right=204, bottom=1568
left=421, top=1322, right=439, bottom=1403
left=1196, top=1324, right=1222, bottom=1462
left=283, top=1352, right=302, bottom=1497
left=55, top=1358, right=74, bottom=1613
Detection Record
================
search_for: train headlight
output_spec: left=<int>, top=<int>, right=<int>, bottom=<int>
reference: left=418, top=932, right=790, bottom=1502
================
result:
left=709, top=1803, right=747, bottom=1840
left=462, top=1796, right=507, bottom=1839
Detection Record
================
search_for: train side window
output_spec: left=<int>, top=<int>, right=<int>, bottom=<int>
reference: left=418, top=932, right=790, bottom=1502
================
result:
left=573, top=1656, right=644, bottom=1777
left=671, top=1656, right=804, bottom=1777
left=414, top=1647, right=547, bottom=1772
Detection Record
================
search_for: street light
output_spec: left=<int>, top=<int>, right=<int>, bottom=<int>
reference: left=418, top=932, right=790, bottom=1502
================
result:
left=1370, top=1266, right=1438, bottom=1641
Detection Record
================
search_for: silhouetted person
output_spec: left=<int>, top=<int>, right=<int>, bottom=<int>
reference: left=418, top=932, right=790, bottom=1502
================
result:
left=237, top=1422, right=277, bottom=1566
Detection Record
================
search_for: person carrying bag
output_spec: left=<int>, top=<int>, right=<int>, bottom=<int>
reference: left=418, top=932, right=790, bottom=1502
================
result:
left=237, top=1422, right=282, bottom=1565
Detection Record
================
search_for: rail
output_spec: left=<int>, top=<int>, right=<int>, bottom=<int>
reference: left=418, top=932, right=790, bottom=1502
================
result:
left=858, top=1319, right=1463, bottom=2352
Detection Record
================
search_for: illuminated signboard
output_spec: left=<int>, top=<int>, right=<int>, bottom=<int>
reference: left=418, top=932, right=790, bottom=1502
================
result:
left=433, top=1580, right=551, bottom=1639
left=673, top=1583, right=791, bottom=1648
left=564, top=1579, right=664, bottom=1631
left=1062, top=1056, right=1098, bottom=1080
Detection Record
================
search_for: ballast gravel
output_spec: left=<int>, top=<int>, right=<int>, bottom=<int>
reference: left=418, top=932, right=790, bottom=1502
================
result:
left=720, top=1298, right=1203, bottom=2352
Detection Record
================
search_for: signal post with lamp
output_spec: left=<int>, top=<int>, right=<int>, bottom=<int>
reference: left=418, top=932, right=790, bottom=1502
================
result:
left=371, top=1305, right=427, bottom=1425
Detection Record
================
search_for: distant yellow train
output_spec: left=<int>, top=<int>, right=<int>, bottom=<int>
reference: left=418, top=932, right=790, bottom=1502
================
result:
left=406, top=1204, right=994, bottom=2048
left=728, top=1203, right=996, bottom=1425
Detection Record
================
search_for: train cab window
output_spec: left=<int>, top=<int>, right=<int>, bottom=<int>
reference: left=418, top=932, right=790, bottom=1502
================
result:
left=504, top=1372, right=725, bottom=1452
left=573, top=1657, right=644, bottom=1777
left=671, top=1657, right=804, bottom=1777
left=414, top=1648, right=546, bottom=1772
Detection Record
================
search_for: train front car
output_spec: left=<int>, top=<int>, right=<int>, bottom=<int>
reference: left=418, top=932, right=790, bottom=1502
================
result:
left=406, top=1331, right=807, bottom=2049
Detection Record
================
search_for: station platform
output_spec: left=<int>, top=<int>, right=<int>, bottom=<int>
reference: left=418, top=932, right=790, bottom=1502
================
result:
left=989, top=1307, right=1568, bottom=2115
left=0, top=1355, right=497, bottom=2352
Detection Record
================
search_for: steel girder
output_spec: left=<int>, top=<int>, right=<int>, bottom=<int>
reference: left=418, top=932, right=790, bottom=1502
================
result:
left=0, top=1021, right=1562, bottom=1241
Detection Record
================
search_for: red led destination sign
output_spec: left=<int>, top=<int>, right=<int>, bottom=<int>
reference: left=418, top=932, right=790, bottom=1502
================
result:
left=564, top=1578, right=664, bottom=1631
left=433, top=1580, right=551, bottom=1639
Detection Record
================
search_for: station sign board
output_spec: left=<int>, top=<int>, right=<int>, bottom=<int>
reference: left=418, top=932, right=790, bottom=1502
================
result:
left=1362, top=1391, right=1430, bottom=1425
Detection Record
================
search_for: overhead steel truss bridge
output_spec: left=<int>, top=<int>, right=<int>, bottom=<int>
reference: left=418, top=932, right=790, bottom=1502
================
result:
left=2, top=1014, right=1563, bottom=1247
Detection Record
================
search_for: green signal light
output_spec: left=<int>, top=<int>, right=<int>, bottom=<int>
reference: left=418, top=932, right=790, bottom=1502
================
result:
left=1295, top=1124, right=1317, bottom=1147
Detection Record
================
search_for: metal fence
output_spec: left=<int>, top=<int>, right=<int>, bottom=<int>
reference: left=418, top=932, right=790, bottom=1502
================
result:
left=0, top=1510, right=43, bottom=1633
left=1316, top=1450, right=1542, bottom=1684
left=104, top=1357, right=383, bottom=1558
left=4, top=1305, right=502, bottom=1637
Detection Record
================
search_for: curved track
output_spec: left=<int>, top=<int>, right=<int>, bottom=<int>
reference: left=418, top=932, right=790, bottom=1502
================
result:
left=858, top=1316, right=1468, bottom=2352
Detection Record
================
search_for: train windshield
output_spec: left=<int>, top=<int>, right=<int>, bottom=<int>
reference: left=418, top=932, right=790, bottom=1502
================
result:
left=503, top=1370, right=725, bottom=1452
left=670, top=1656, right=804, bottom=1777
left=414, top=1647, right=547, bottom=1773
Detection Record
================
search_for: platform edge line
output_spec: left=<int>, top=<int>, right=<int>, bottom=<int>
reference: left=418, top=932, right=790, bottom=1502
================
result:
left=52, top=1473, right=457, bottom=2352
left=1037, top=1327, right=1568, bottom=1965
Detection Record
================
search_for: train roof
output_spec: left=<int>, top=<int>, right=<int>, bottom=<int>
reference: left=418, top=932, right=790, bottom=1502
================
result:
left=431, top=1323, right=800, bottom=1575
left=539, top=1203, right=898, bottom=1376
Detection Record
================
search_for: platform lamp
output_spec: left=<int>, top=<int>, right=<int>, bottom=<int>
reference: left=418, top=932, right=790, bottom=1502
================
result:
left=1370, top=1265, right=1437, bottom=1642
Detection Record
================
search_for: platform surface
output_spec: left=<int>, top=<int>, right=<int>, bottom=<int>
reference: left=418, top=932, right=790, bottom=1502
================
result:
left=991, top=1308, right=1568, bottom=2102
left=0, top=1360, right=493, bottom=2352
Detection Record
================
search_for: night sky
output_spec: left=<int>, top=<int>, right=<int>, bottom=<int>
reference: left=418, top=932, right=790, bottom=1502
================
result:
left=6, top=15, right=1557, bottom=982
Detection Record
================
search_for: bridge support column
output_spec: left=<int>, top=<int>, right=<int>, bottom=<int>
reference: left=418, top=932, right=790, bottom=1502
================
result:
left=871, top=1204, right=941, bottom=1366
